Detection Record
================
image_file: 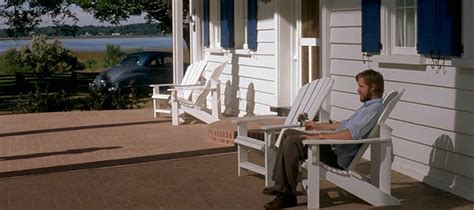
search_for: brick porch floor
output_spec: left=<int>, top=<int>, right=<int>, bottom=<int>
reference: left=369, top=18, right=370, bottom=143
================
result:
left=0, top=109, right=472, bottom=209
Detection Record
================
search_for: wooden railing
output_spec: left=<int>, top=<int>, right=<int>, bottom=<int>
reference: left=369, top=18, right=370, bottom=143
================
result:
left=0, top=72, right=99, bottom=95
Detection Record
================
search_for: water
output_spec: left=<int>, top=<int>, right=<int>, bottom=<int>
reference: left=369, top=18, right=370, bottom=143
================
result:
left=0, top=36, right=184, bottom=53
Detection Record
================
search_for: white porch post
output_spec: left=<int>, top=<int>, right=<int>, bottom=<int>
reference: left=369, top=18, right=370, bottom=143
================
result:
left=173, top=0, right=184, bottom=84
left=190, top=0, right=203, bottom=63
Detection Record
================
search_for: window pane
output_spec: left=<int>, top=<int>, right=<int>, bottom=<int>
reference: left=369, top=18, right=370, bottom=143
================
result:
left=406, top=0, right=414, bottom=7
left=395, top=9, right=405, bottom=47
left=396, top=0, right=404, bottom=7
left=301, top=0, right=319, bottom=38
left=406, top=8, right=415, bottom=47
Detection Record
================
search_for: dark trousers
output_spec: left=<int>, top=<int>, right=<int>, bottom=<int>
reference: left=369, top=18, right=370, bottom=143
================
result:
left=271, top=129, right=340, bottom=195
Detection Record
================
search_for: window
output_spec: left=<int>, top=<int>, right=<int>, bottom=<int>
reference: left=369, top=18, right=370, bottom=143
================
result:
left=392, top=0, right=417, bottom=54
left=204, top=0, right=257, bottom=51
left=365, top=0, right=462, bottom=58
left=210, top=0, right=221, bottom=48
left=235, top=0, right=248, bottom=49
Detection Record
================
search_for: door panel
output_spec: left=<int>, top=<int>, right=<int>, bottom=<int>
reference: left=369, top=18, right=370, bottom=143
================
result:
left=298, top=0, right=320, bottom=86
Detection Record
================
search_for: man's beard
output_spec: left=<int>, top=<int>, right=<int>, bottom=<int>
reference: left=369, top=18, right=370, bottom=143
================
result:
left=360, top=91, right=372, bottom=102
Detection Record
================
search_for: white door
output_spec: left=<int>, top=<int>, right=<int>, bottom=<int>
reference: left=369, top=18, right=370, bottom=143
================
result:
left=293, top=0, right=320, bottom=97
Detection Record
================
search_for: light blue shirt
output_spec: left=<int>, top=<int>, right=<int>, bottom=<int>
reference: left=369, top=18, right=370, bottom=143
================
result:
left=332, top=98, right=383, bottom=169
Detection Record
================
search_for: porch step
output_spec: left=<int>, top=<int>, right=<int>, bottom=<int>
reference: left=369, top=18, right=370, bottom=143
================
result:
left=208, top=117, right=285, bottom=145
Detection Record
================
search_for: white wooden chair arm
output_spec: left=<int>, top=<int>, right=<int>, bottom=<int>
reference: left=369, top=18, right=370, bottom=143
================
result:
left=168, top=86, right=199, bottom=91
left=150, top=83, right=174, bottom=88
left=232, top=115, right=285, bottom=123
left=303, top=137, right=391, bottom=146
left=260, top=124, right=300, bottom=131
left=172, top=83, right=202, bottom=88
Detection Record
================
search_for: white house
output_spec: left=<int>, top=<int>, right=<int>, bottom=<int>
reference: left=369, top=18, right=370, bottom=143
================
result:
left=171, top=0, right=473, bottom=201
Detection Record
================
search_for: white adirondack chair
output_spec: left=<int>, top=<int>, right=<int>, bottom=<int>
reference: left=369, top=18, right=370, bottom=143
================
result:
left=233, top=77, right=334, bottom=187
left=150, top=60, right=208, bottom=118
left=302, top=89, right=404, bottom=208
left=169, top=61, right=227, bottom=125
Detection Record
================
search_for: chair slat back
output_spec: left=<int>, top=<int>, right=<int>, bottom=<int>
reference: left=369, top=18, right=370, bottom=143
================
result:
left=181, top=60, right=208, bottom=99
left=345, top=89, right=405, bottom=171
left=194, top=61, right=227, bottom=107
left=285, top=78, right=334, bottom=125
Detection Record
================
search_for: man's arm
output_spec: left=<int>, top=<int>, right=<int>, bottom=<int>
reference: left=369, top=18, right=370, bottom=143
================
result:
left=304, top=121, right=340, bottom=131
left=301, top=129, right=352, bottom=140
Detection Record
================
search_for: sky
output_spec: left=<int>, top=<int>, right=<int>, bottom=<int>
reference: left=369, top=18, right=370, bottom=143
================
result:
left=0, top=4, right=147, bottom=29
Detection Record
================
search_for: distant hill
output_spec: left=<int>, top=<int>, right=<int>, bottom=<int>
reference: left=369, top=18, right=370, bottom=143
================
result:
left=0, top=23, right=166, bottom=38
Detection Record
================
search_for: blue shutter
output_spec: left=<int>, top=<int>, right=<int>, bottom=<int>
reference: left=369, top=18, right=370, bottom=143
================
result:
left=220, top=0, right=234, bottom=49
left=361, top=0, right=381, bottom=54
left=417, top=0, right=462, bottom=56
left=203, top=0, right=210, bottom=47
left=247, top=0, right=258, bottom=50
left=436, top=0, right=462, bottom=56
left=417, top=0, right=436, bottom=55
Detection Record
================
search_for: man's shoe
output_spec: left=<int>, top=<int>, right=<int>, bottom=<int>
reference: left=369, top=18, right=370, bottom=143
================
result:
left=262, top=187, right=279, bottom=196
left=264, top=194, right=297, bottom=209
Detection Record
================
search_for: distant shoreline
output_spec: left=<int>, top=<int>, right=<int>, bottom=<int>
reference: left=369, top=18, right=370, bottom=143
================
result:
left=0, top=34, right=171, bottom=41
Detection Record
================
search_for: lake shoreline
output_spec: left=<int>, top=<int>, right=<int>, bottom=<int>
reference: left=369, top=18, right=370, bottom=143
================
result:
left=0, top=34, right=171, bottom=41
left=0, top=36, right=188, bottom=53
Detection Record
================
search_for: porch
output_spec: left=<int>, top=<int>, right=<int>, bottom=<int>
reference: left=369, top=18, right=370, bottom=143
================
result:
left=0, top=109, right=471, bottom=209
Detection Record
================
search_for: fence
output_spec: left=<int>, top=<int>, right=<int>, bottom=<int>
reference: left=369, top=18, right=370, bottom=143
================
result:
left=0, top=72, right=99, bottom=96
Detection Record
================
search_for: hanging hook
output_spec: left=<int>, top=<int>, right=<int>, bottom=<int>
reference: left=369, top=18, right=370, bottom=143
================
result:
left=430, top=50, right=445, bottom=73
left=362, top=52, right=372, bottom=69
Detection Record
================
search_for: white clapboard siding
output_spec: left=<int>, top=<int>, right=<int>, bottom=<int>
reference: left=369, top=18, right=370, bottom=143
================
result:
left=330, top=89, right=474, bottom=136
left=393, top=137, right=473, bottom=179
left=258, top=18, right=274, bottom=30
left=333, top=75, right=474, bottom=113
left=392, top=156, right=474, bottom=201
left=220, top=85, right=277, bottom=105
left=330, top=27, right=361, bottom=44
left=388, top=119, right=474, bottom=157
left=331, top=44, right=362, bottom=60
left=330, top=90, right=361, bottom=110
left=206, top=54, right=275, bottom=69
left=390, top=102, right=474, bottom=136
left=331, top=59, right=474, bottom=91
left=221, top=65, right=275, bottom=81
left=257, top=29, right=275, bottom=43
left=330, top=0, right=361, bottom=10
left=219, top=74, right=274, bottom=94
left=238, top=55, right=276, bottom=68
left=331, top=9, right=361, bottom=27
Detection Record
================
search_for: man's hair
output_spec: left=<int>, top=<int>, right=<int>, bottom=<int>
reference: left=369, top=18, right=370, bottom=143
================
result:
left=356, top=69, right=384, bottom=98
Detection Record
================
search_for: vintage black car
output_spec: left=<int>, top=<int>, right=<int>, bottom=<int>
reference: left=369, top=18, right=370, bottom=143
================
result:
left=90, top=51, right=173, bottom=93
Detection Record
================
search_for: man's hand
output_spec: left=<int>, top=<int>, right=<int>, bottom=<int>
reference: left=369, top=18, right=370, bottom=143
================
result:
left=303, top=120, right=317, bottom=130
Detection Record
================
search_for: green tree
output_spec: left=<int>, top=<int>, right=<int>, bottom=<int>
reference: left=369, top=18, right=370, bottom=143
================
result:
left=0, top=0, right=78, bottom=37
left=0, top=0, right=187, bottom=37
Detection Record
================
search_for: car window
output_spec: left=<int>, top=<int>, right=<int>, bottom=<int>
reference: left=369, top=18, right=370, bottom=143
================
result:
left=148, top=58, right=163, bottom=68
left=121, top=54, right=146, bottom=65
left=163, top=56, right=173, bottom=67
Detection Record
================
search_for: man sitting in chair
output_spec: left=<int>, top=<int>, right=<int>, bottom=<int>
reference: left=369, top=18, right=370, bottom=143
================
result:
left=264, top=69, right=385, bottom=209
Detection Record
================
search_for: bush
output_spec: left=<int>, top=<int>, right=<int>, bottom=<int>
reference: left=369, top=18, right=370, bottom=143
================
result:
left=15, top=86, right=72, bottom=113
left=104, top=44, right=125, bottom=68
left=83, top=88, right=142, bottom=110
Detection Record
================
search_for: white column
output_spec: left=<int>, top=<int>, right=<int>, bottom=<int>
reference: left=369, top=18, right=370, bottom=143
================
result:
left=173, top=0, right=184, bottom=85
left=190, top=0, right=203, bottom=63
